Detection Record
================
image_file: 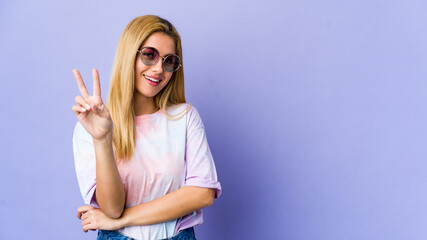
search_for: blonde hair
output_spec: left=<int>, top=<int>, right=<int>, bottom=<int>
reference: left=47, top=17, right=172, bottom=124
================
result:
left=107, top=15, right=188, bottom=161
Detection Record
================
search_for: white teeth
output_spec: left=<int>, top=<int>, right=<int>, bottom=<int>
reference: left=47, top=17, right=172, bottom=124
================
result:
left=145, top=75, right=161, bottom=83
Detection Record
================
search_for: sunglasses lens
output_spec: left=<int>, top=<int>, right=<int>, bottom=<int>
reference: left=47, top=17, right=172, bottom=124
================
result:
left=163, top=55, right=180, bottom=72
left=140, top=47, right=159, bottom=66
left=139, top=47, right=180, bottom=72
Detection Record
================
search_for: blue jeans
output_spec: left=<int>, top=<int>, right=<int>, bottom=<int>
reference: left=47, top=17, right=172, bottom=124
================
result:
left=97, top=227, right=196, bottom=240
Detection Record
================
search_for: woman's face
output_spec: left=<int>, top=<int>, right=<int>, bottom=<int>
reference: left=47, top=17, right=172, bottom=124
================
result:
left=134, top=32, right=176, bottom=100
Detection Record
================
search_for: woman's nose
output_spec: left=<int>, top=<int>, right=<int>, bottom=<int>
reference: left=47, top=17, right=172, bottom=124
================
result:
left=151, top=58, right=164, bottom=73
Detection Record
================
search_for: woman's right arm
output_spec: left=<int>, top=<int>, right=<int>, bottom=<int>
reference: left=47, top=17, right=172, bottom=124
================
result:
left=92, top=132, right=125, bottom=218
left=72, top=69, right=125, bottom=218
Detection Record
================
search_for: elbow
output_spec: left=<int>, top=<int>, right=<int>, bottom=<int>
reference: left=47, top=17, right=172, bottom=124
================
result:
left=98, top=199, right=124, bottom=219
left=103, top=207, right=123, bottom=219
left=204, top=197, right=214, bottom=208
left=94, top=189, right=125, bottom=219
left=201, top=188, right=215, bottom=207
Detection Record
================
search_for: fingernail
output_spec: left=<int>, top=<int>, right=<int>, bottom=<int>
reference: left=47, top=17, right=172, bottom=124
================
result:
left=81, top=107, right=86, bottom=112
left=85, top=104, right=91, bottom=110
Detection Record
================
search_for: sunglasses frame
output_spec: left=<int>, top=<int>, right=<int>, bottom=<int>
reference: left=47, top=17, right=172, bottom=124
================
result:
left=137, top=47, right=182, bottom=73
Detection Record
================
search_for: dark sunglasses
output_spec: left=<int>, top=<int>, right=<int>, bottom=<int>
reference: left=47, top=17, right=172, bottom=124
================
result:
left=137, top=47, right=181, bottom=73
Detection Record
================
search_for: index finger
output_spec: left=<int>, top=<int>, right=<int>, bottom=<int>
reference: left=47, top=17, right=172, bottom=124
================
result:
left=73, top=69, right=90, bottom=99
left=77, top=205, right=95, bottom=219
left=92, top=68, right=101, bottom=97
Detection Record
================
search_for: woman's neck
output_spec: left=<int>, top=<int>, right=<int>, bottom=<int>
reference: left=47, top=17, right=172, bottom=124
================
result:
left=134, top=94, right=159, bottom=116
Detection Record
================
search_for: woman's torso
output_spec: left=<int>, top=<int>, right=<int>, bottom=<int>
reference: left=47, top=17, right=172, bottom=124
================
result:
left=116, top=105, right=188, bottom=239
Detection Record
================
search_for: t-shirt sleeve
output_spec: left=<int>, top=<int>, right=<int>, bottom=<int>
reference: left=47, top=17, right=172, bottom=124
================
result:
left=184, top=106, right=222, bottom=198
left=72, top=122, right=99, bottom=207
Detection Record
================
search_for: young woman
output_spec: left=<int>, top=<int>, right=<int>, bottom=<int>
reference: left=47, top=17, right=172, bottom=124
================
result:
left=72, top=15, right=221, bottom=240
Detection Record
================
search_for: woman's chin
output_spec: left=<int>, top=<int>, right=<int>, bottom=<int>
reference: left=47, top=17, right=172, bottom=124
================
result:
left=134, top=90, right=159, bottom=99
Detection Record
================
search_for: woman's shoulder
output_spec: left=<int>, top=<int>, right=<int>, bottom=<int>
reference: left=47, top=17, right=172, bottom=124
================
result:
left=165, top=103, right=191, bottom=115
left=163, top=103, right=195, bottom=119
left=164, top=103, right=205, bottom=126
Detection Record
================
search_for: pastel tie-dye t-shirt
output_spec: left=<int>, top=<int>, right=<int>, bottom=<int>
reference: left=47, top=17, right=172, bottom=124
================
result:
left=73, top=104, right=221, bottom=240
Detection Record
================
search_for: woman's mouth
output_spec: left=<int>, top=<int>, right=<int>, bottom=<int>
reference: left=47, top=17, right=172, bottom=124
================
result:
left=144, top=74, right=162, bottom=86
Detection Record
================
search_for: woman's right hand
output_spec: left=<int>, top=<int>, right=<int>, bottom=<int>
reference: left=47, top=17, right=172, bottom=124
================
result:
left=72, top=69, right=113, bottom=141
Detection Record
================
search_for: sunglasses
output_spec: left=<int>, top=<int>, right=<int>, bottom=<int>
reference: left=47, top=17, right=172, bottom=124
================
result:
left=137, top=47, right=181, bottom=73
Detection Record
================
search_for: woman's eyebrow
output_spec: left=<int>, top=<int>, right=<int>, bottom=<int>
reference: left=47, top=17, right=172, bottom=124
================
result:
left=142, top=46, right=176, bottom=56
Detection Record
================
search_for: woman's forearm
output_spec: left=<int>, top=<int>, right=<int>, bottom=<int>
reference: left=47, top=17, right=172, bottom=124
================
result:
left=117, top=186, right=215, bottom=227
left=93, top=132, right=125, bottom=218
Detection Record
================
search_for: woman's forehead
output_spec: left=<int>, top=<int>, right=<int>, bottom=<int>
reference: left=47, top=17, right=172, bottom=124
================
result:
left=142, top=32, right=176, bottom=54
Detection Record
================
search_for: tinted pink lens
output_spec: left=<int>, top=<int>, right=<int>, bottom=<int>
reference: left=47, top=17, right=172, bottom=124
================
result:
left=163, top=55, right=180, bottom=72
left=140, top=47, right=159, bottom=66
left=140, top=47, right=180, bottom=72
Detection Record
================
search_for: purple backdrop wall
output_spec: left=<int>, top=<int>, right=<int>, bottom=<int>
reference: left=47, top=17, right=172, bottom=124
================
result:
left=1, top=0, right=426, bottom=239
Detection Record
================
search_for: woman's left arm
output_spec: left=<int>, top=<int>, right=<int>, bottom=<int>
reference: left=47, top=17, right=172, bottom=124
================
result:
left=78, top=186, right=214, bottom=232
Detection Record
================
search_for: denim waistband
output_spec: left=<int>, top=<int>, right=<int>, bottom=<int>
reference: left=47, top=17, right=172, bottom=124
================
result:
left=161, top=227, right=195, bottom=240
left=98, top=227, right=196, bottom=240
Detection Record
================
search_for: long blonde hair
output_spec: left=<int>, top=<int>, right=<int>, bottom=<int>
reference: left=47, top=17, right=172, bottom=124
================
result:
left=107, top=15, right=187, bottom=161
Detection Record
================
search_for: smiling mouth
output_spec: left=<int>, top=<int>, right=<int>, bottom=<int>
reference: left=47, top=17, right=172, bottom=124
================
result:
left=144, top=74, right=161, bottom=83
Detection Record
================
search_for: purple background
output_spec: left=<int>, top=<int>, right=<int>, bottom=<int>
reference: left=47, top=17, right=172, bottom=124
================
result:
left=1, top=0, right=427, bottom=239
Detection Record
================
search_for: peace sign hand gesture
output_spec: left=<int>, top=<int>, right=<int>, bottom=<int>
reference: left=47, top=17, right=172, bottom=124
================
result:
left=72, top=69, right=113, bottom=141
